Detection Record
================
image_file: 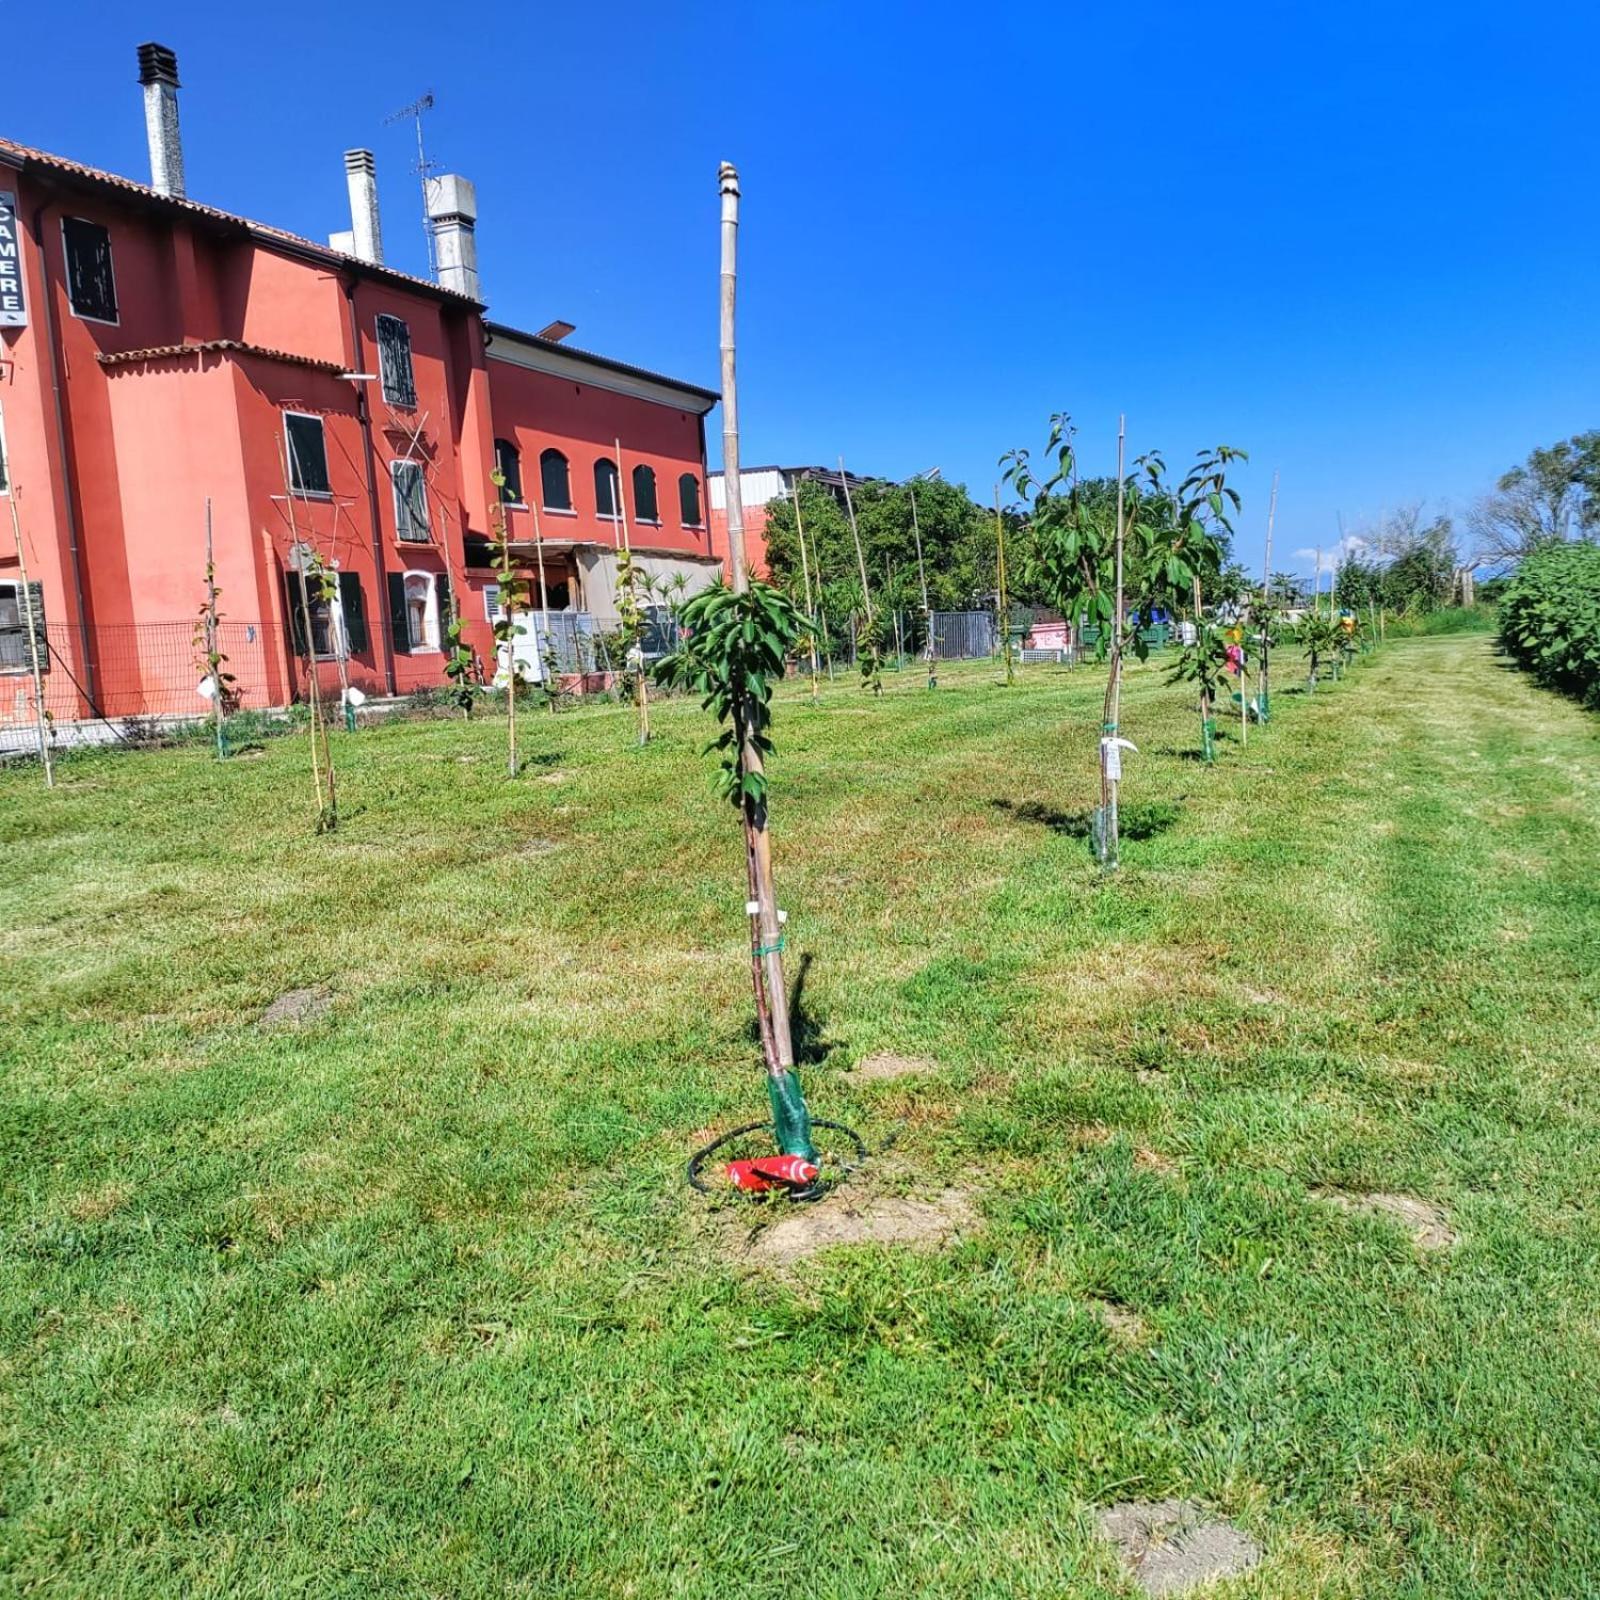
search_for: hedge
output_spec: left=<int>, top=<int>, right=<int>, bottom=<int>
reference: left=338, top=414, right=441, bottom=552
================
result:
left=1498, top=541, right=1600, bottom=707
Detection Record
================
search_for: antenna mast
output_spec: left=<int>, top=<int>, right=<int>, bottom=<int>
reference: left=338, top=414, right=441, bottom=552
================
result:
left=383, top=91, right=439, bottom=275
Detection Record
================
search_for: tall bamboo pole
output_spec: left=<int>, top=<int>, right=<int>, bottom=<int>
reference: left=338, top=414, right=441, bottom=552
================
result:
left=994, top=487, right=1014, bottom=685
left=909, top=478, right=935, bottom=688
left=278, top=439, right=336, bottom=829
left=1257, top=470, right=1277, bottom=722
left=6, top=488, right=53, bottom=788
left=615, top=436, right=649, bottom=744
left=789, top=478, right=821, bottom=700
left=204, top=499, right=225, bottom=761
left=719, top=161, right=808, bottom=1153
left=838, top=455, right=873, bottom=624
left=1100, top=416, right=1127, bottom=868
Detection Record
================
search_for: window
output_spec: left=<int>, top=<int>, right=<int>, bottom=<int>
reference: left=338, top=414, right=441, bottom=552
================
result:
left=632, top=464, right=659, bottom=523
left=391, top=460, right=429, bottom=542
left=284, top=413, right=331, bottom=497
left=594, top=457, right=620, bottom=520
left=540, top=447, right=572, bottom=512
left=284, top=570, right=365, bottom=658
left=388, top=571, right=448, bottom=653
left=0, top=581, right=46, bottom=673
left=494, top=438, right=524, bottom=504
left=679, top=472, right=703, bottom=527
left=376, top=314, right=417, bottom=408
left=62, top=217, right=118, bottom=323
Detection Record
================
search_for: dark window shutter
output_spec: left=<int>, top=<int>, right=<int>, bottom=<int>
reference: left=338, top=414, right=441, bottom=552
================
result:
left=63, top=218, right=118, bottom=321
left=340, top=572, right=368, bottom=655
left=388, top=572, right=411, bottom=654
left=285, top=414, right=331, bottom=495
left=284, top=573, right=310, bottom=657
left=633, top=465, right=658, bottom=522
left=540, top=448, right=571, bottom=511
left=679, top=473, right=702, bottom=525
left=494, top=439, right=523, bottom=504
left=436, top=575, right=455, bottom=643
left=594, top=458, right=619, bottom=517
left=376, top=315, right=416, bottom=408
left=26, top=582, right=46, bottom=671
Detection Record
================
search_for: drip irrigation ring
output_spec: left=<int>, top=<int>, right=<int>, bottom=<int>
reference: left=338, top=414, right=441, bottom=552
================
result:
left=687, top=1118, right=869, bottom=1201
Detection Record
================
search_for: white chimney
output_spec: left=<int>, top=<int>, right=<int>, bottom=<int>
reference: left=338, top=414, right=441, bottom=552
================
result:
left=425, top=174, right=479, bottom=299
left=343, top=150, right=383, bottom=266
left=136, top=42, right=185, bottom=198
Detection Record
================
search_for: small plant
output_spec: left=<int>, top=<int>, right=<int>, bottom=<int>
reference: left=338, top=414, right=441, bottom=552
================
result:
left=442, top=607, right=479, bottom=719
left=615, top=544, right=651, bottom=744
left=193, top=510, right=238, bottom=760
left=1299, top=612, right=1340, bottom=691
left=1167, top=622, right=1242, bottom=761
left=489, top=472, right=534, bottom=775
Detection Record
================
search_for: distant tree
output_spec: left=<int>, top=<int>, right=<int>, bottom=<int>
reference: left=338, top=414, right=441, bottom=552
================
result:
left=1334, top=553, right=1385, bottom=610
left=1469, top=432, right=1600, bottom=569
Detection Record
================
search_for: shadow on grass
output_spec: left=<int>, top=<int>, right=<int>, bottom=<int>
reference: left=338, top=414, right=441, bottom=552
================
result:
left=742, top=950, right=837, bottom=1068
left=990, top=797, right=1182, bottom=841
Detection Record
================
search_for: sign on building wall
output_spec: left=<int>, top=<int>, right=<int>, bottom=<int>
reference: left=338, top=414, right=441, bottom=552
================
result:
left=0, top=192, right=26, bottom=327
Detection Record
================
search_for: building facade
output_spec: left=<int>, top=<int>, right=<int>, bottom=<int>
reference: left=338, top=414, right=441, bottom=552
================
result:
left=706, top=464, right=871, bottom=582
left=0, top=44, right=719, bottom=729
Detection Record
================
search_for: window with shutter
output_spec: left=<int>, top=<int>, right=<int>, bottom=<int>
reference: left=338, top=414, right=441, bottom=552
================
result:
left=61, top=217, right=118, bottom=323
left=339, top=572, right=369, bottom=655
left=401, top=571, right=440, bottom=650
left=678, top=472, right=703, bottom=527
left=594, top=457, right=620, bottom=520
left=376, top=314, right=417, bottom=408
left=632, top=465, right=659, bottom=523
left=0, top=582, right=46, bottom=672
left=387, top=572, right=411, bottom=654
left=494, top=439, right=524, bottom=504
left=284, top=413, right=331, bottom=496
left=283, top=573, right=341, bottom=657
left=391, top=460, right=429, bottom=541
left=540, top=448, right=572, bottom=511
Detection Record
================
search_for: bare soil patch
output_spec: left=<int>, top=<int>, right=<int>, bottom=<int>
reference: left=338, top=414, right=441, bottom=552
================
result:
left=1089, top=1298, right=1149, bottom=1345
left=259, top=988, right=332, bottom=1029
left=742, top=1188, right=978, bottom=1265
left=1097, top=1499, right=1263, bottom=1595
left=845, top=1052, right=937, bottom=1083
left=1316, top=1189, right=1456, bottom=1251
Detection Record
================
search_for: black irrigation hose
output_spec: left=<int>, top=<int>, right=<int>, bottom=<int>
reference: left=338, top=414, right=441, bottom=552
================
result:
left=42, top=636, right=137, bottom=746
left=687, top=1118, right=869, bottom=1201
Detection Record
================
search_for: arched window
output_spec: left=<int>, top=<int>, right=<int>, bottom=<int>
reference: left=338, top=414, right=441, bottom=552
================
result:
left=494, top=438, right=523, bottom=504
left=594, top=456, right=620, bottom=520
left=679, top=472, right=703, bottom=527
left=540, top=448, right=572, bottom=511
left=632, top=464, right=659, bottom=523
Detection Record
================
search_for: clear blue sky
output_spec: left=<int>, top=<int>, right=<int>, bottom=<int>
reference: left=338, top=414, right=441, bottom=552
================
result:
left=10, top=1, right=1598, bottom=578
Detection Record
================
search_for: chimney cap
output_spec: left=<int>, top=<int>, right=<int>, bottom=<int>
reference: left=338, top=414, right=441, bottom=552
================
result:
left=425, top=173, right=476, bottom=224
left=137, top=42, right=180, bottom=89
left=344, top=148, right=377, bottom=175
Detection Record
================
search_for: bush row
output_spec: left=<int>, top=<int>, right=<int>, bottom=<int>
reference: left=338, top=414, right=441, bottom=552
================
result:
left=1498, top=542, right=1600, bottom=707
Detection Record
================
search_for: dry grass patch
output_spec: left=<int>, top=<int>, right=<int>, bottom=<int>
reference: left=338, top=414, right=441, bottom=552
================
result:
left=735, top=1186, right=980, bottom=1265
left=1315, top=1189, right=1456, bottom=1251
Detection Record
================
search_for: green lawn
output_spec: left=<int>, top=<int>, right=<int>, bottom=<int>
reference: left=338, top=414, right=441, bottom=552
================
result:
left=3, top=635, right=1598, bottom=1597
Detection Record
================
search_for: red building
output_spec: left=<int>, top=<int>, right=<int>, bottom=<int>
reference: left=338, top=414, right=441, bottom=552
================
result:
left=0, top=43, right=719, bottom=730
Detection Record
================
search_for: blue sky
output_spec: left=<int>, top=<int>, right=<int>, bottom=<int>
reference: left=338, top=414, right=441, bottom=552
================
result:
left=10, top=1, right=1599, bottom=578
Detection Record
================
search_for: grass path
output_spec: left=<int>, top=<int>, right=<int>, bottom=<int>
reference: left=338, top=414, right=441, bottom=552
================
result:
left=3, top=635, right=1598, bottom=1597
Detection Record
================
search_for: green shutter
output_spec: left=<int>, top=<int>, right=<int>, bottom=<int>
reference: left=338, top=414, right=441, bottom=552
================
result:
left=388, top=572, right=411, bottom=654
left=284, top=573, right=310, bottom=657
left=436, top=574, right=455, bottom=644
left=340, top=572, right=368, bottom=655
left=24, top=582, right=47, bottom=671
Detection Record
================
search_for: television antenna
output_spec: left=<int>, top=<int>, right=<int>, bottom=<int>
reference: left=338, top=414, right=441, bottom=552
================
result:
left=383, top=90, right=440, bottom=275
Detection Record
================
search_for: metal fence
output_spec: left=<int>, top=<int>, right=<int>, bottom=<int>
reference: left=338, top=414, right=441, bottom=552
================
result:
left=929, top=610, right=996, bottom=661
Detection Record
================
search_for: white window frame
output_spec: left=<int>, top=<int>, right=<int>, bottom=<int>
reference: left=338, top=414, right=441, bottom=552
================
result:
left=484, top=584, right=504, bottom=623
left=60, top=216, right=120, bottom=326
left=402, top=569, right=441, bottom=653
left=283, top=411, right=332, bottom=500
left=390, top=459, right=429, bottom=542
left=375, top=313, right=417, bottom=409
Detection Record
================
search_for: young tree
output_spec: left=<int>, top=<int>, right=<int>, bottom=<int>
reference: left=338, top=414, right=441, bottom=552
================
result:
left=194, top=499, right=236, bottom=761
left=488, top=474, right=533, bottom=773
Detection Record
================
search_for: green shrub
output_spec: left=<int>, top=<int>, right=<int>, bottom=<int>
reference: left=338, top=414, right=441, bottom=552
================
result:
left=1498, top=543, right=1600, bottom=707
left=1385, top=604, right=1497, bottom=637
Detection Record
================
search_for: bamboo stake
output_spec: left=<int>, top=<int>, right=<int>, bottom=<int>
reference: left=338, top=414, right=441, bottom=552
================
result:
left=6, top=487, right=53, bottom=788
left=789, top=478, right=820, bottom=700
left=528, top=494, right=557, bottom=714
left=838, top=455, right=873, bottom=624
left=909, top=478, right=935, bottom=688
left=615, top=437, right=649, bottom=745
left=1100, top=416, right=1127, bottom=869
left=719, top=161, right=802, bottom=1118
left=994, top=486, right=1014, bottom=685
left=278, top=438, right=336, bottom=830
left=1258, top=470, right=1277, bottom=723
left=204, top=499, right=225, bottom=760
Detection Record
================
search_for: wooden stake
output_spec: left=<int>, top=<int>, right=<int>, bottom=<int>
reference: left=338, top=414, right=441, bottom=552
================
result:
left=994, top=486, right=1014, bottom=685
left=1258, top=470, right=1277, bottom=721
left=204, top=498, right=225, bottom=761
left=909, top=478, right=935, bottom=687
left=6, top=487, right=53, bottom=788
left=1101, top=416, right=1127, bottom=869
left=789, top=478, right=821, bottom=700
left=278, top=437, right=336, bottom=830
left=615, top=436, right=649, bottom=745
left=838, top=455, right=873, bottom=625
left=720, top=161, right=796, bottom=1083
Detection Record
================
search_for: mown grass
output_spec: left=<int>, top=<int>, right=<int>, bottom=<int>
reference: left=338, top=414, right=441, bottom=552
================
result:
left=2, top=636, right=1598, bottom=1598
